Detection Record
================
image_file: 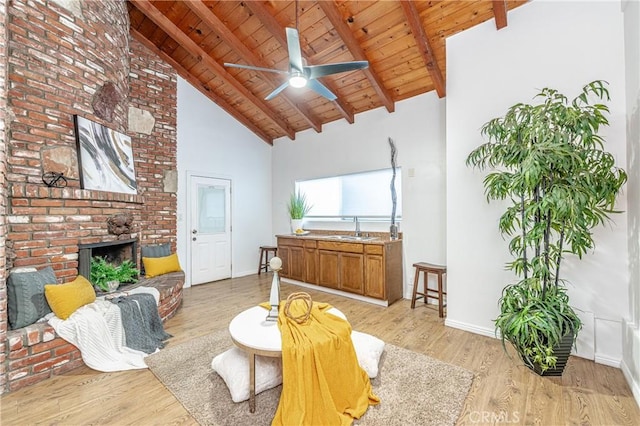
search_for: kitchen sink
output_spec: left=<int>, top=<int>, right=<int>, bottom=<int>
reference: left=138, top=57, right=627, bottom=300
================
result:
left=334, top=235, right=378, bottom=241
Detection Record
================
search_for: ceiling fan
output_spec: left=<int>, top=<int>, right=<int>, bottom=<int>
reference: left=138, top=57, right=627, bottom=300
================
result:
left=224, top=27, right=368, bottom=101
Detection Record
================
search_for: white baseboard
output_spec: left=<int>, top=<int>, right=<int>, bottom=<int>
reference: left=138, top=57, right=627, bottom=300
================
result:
left=232, top=269, right=255, bottom=278
left=444, top=318, right=497, bottom=339
left=445, top=318, right=626, bottom=371
left=594, top=354, right=622, bottom=368
left=621, top=359, right=640, bottom=409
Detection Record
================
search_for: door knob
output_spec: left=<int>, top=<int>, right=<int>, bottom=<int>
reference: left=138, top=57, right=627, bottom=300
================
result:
left=192, top=237, right=197, bottom=241
left=192, top=229, right=198, bottom=234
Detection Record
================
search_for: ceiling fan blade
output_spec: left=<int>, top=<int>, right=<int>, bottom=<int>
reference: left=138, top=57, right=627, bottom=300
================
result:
left=307, top=79, right=337, bottom=101
left=265, top=80, right=290, bottom=101
left=223, top=63, right=288, bottom=74
left=285, top=27, right=304, bottom=73
left=306, top=61, right=369, bottom=80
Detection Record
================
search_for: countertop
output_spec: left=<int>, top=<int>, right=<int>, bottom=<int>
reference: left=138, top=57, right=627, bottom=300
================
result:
left=276, top=231, right=402, bottom=245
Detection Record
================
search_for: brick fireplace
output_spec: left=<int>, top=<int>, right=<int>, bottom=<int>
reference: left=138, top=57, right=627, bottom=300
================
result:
left=1, top=0, right=178, bottom=393
left=77, top=238, right=138, bottom=281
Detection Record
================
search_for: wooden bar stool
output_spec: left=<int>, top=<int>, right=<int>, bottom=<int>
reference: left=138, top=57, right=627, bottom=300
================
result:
left=411, top=262, right=447, bottom=317
left=258, top=246, right=277, bottom=275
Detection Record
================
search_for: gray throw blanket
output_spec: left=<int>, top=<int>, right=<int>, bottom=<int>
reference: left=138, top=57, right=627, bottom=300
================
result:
left=110, top=293, right=172, bottom=354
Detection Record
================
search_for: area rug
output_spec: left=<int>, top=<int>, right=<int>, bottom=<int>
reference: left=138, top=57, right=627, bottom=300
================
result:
left=146, top=329, right=474, bottom=426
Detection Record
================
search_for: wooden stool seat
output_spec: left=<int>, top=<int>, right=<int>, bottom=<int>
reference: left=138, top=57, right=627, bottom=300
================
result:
left=258, top=246, right=277, bottom=275
left=411, top=262, right=447, bottom=317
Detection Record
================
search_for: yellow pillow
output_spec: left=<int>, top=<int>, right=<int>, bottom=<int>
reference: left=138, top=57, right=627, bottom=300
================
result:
left=143, top=253, right=182, bottom=278
left=44, top=275, right=96, bottom=320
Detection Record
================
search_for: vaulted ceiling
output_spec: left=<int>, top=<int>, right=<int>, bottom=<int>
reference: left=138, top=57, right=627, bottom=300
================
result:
left=128, top=0, right=528, bottom=144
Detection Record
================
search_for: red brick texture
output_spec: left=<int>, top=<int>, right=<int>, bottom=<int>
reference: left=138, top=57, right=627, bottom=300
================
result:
left=4, top=271, right=184, bottom=393
left=1, top=0, right=178, bottom=393
left=1, top=0, right=10, bottom=395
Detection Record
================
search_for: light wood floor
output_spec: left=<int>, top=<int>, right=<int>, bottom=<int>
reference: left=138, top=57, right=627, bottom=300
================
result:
left=1, top=274, right=639, bottom=425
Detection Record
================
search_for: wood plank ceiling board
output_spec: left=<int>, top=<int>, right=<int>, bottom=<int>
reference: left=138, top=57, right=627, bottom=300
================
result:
left=186, top=0, right=322, bottom=132
left=400, top=0, right=445, bottom=97
left=127, top=0, right=529, bottom=143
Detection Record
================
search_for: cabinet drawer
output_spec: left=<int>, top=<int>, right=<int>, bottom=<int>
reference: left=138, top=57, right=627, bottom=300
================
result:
left=317, top=241, right=364, bottom=254
left=364, top=245, right=383, bottom=255
left=303, top=240, right=317, bottom=248
left=278, top=237, right=304, bottom=247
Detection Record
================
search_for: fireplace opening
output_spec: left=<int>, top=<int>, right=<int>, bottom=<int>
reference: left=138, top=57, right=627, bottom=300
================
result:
left=78, top=238, right=138, bottom=281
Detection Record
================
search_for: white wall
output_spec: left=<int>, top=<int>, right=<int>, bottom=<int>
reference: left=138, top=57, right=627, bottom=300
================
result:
left=622, top=0, right=640, bottom=407
left=446, top=1, right=629, bottom=364
left=176, top=77, right=273, bottom=284
left=272, top=92, right=446, bottom=297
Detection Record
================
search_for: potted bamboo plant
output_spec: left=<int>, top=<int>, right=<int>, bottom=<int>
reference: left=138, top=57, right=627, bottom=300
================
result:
left=287, top=189, right=312, bottom=234
left=466, top=80, right=627, bottom=375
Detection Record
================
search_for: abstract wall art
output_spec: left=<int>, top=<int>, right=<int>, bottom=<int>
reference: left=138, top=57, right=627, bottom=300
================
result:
left=74, top=115, right=137, bottom=194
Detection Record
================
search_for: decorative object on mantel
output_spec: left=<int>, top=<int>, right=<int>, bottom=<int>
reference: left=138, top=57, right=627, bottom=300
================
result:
left=266, top=256, right=282, bottom=322
left=287, top=189, right=312, bottom=234
left=74, top=115, right=137, bottom=195
left=107, top=212, right=134, bottom=235
left=42, top=171, right=67, bottom=188
left=92, top=81, right=122, bottom=122
left=388, top=137, right=399, bottom=240
left=42, top=145, right=78, bottom=180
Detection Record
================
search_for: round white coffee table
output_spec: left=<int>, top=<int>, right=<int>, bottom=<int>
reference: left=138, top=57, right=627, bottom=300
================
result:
left=228, top=305, right=345, bottom=413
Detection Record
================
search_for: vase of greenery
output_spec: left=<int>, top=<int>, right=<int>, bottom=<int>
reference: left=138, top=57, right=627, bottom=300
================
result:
left=466, top=80, right=627, bottom=375
left=287, top=189, right=312, bottom=234
left=90, top=256, right=139, bottom=292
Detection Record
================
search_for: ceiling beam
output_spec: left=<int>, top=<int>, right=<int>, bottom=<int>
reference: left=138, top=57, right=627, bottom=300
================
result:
left=184, top=0, right=322, bottom=133
left=130, top=28, right=273, bottom=144
left=492, top=0, right=508, bottom=29
left=244, top=0, right=356, bottom=124
left=318, top=0, right=395, bottom=113
left=399, top=1, right=446, bottom=98
left=129, top=0, right=296, bottom=140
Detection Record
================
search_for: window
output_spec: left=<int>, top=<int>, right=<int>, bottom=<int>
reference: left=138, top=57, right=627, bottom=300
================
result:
left=296, top=168, right=402, bottom=221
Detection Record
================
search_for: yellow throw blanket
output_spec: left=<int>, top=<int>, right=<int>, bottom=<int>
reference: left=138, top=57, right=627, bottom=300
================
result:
left=271, top=299, right=379, bottom=426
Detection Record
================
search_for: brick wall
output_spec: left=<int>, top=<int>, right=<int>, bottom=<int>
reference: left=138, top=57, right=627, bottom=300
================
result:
left=1, top=0, right=9, bottom=394
left=1, top=0, right=177, bottom=393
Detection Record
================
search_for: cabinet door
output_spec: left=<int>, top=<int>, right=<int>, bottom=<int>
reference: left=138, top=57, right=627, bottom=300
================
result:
left=364, top=254, right=385, bottom=299
left=289, top=246, right=305, bottom=281
left=278, top=245, right=291, bottom=278
left=340, top=253, right=364, bottom=294
left=304, top=248, right=318, bottom=284
left=318, top=250, right=340, bottom=289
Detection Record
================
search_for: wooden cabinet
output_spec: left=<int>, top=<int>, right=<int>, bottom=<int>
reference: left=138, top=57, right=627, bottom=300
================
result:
left=364, top=245, right=385, bottom=299
left=277, top=238, right=305, bottom=282
left=303, top=240, right=318, bottom=284
left=318, top=250, right=340, bottom=289
left=340, top=252, right=364, bottom=294
left=277, top=235, right=403, bottom=305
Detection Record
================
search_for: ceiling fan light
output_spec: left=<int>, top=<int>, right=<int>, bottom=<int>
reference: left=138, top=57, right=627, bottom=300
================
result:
left=289, top=75, right=307, bottom=88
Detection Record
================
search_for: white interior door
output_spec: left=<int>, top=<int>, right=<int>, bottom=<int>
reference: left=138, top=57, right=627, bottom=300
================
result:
left=189, top=176, right=231, bottom=285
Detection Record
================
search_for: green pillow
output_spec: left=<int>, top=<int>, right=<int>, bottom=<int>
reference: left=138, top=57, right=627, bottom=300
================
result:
left=7, top=267, right=56, bottom=329
left=141, top=243, right=171, bottom=258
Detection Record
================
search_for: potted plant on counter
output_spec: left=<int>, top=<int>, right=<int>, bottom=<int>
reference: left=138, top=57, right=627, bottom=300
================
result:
left=90, top=256, right=139, bottom=292
left=287, top=189, right=312, bottom=234
left=466, top=80, right=627, bottom=375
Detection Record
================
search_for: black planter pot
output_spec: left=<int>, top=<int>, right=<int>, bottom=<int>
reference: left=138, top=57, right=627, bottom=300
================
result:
left=522, top=332, right=574, bottom=376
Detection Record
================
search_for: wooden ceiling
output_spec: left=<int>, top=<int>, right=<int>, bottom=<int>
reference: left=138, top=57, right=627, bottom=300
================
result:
left=128, top=0, right=528, bottom=144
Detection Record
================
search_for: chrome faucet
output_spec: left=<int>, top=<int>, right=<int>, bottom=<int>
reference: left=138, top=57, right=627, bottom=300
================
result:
left=354, top=216, right=361, bottom=237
